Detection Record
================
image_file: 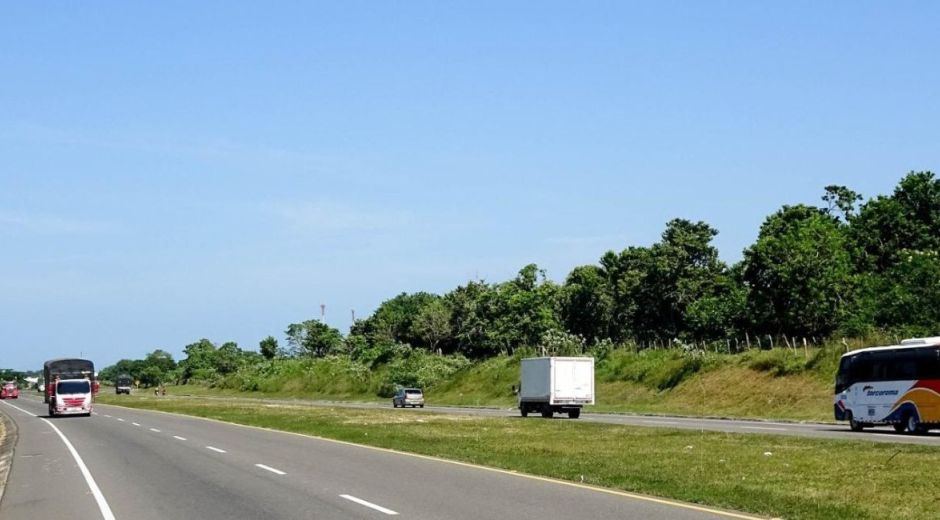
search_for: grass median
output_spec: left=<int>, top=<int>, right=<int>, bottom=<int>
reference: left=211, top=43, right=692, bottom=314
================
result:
left=98, top=394, right=938, bottom=519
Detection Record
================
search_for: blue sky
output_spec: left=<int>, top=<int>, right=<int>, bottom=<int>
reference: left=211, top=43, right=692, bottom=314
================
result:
left=1, top=2, right=936, bottom=370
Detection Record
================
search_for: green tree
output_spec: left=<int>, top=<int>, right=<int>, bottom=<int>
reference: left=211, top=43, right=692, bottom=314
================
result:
left=411, top=298, right=452, bottom=352
left=285, top=320, right=344, bottom=357
left=742, top=205, right=856, bottom=337
left=822, top=185, right=862, bottom=221
left=445, top=280, right=499, bottom=358
left=259, top=336, right=278, bottom=360
left=213, top=341, right=243, bottom=374
left=851, top=171, right=940, bottom=272
left=350, top=292, right=439, bottom=347
left=560, top=265, right=613, bottom=344
left=179, top=338, right=217, bottom=383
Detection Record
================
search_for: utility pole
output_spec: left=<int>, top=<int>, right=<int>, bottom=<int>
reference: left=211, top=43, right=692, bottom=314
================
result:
left=320, top=304, right=326, bottom=322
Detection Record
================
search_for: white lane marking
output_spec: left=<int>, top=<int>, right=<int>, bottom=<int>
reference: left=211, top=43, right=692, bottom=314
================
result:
left=340, top=494, right=399, bottom=515
left=206, top=446, right=227, bottom=453
left=743, top=426, right=787, bottom=432
left=103, top=403, right=773, bottom=520
left=40, top=417, right=117, bottom=520
left=255, top=463, right=286, bottom=475
left=116, top=418, right=125, bottom=422
left=173, top=436, right=188, bottom=441
left=1, top=401, right=38, bottom=417
left=642, top=420, right=679, bottom=425
left=131, top=422, right=141, bottom=427
left=103, top=414, right=112, bottom=418
left=149, top=428, right=161, bottom=432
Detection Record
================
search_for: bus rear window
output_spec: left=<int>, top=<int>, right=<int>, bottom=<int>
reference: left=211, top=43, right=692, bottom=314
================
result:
left=58, top=381, right=91, bottom=394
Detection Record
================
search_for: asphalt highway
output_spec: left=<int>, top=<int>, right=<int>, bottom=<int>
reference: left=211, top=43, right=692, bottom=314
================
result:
left=185, top=394, right=940, bottom=447
left=0, top=394, right=758, bottom=520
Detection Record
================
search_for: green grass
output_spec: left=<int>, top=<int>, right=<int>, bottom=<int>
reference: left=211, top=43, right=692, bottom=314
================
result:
left=98, top=394, right=940, bottom=520
left=173, top=347, right=841, bottom=422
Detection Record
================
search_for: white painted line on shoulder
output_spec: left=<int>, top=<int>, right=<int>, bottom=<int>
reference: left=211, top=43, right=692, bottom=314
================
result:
left=340, top=494, right=399, bottom=515
left=1, top=400, right=38, bottom=417
left=173, top=436, right=187, bottom=441
left=150, top=428, right=161, bottom=432
left=642, top=420, right=679, bottom=425
left=743, top=426, right=787, bottom=432
left=131, top=422, right=141, bottom=427
left=255, top=463, right=286, bottom=475
left=41, top=417, right=116, bottom=520
left=206, top=446, right=227, bottom=453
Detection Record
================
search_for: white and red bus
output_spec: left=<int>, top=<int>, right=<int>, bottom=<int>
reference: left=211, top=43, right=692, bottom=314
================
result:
left=835, top=337, right=940, bottom=434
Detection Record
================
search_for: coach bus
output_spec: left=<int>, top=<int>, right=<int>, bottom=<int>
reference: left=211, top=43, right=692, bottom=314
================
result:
left=834, top=337, right=940, bottom=434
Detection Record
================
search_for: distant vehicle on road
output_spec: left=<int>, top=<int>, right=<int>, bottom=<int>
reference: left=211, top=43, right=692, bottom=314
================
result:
left=43, top=358, right=98, bottom=417
left=835, top=337, right=940, bottom=434
left=1, top=382, right=18, bottom=399
left=392, top=388, right=425, bottom=408
left=519, top=357, right=594, bottom=419
left=115, top=374, right=133, bottom=394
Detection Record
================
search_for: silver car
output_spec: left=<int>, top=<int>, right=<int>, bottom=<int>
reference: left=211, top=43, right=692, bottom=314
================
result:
left=392, top=388, right=425, bottom=408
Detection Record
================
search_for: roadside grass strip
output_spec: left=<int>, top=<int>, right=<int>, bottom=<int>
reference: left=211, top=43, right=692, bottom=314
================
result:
left=100, top=395, right=940, bottom=520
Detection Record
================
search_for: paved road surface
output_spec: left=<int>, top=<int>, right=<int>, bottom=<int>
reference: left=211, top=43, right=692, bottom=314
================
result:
left=0, top=395, right=757, bottom=520
left=181, top=394, right=940, bottom=447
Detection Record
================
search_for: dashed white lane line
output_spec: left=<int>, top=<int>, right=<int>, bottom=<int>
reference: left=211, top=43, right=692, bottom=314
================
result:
left=743, top=426, right=788, bottom=432
left=131, top=422, right=141, bottom=427
left=150, top=428, right=161, bottom=433
left=116, top=418, right=125, bottom=422
left=255, top=463, right=286, bottom=475
left=206, top=446, right=227, bottom=453
left=102, top=414, right=112, bottom=418
left=173, top=436, right=188, bottom=441
left=340, top=494, right=399, bottom=515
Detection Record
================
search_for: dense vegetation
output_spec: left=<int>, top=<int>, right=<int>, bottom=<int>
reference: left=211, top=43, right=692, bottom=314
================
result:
left=102, top=172, right=940, bottom=400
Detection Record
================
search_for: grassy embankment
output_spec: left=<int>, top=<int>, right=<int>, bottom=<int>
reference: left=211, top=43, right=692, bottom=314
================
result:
left=98, top=393, right=940, bottom=520
left=175, top=345, right=849, bottom=422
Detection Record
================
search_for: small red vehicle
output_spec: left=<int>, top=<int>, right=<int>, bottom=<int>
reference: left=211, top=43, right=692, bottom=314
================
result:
left=1, top=382, right=19, bottom=399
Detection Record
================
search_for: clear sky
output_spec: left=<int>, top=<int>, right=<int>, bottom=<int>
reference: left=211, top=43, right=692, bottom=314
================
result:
left=1, top=2, right=937, bottom=370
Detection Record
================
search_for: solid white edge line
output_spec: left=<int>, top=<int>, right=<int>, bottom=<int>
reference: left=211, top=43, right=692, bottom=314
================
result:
left=743, top=426, right=788, bottom=432
left=340, top=494, right=399, bottom=515
left=40, top=417, right=116, bottom=520
left=96, top=402, right=770, bottom=520
left=173, top=436, right=187, bottom=441
left=206, top=446, right=226, bottom=453
left=255, top=463, right=286, bottom=475
left=1, top=401, right=38, bottom=417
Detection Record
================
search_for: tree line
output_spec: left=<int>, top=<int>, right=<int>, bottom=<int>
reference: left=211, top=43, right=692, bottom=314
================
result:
left=103, top=171, right=940, bottom=382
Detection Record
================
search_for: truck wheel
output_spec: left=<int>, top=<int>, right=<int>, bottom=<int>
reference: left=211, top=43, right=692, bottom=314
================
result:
left=521, top=406, right=528, bottom=417
left=569, top=409, right=581, bottom=419
left=541, top=406, right=553, bottom=419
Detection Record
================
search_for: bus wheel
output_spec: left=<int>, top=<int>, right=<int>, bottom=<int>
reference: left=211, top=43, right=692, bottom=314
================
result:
left=847, top=412, right=864, bottom=432
left=906, top=414, right=927, bottom=435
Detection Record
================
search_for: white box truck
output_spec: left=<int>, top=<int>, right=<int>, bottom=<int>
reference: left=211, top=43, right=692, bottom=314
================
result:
left=519, top=357, right=594, bottom=419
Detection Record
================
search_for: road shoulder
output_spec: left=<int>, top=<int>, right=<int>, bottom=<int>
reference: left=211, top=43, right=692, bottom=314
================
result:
left=0, top=406, right=18, bottom=506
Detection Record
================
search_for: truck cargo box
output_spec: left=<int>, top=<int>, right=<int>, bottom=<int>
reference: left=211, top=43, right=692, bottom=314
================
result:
left=519, top=357, right=594, bottom=418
